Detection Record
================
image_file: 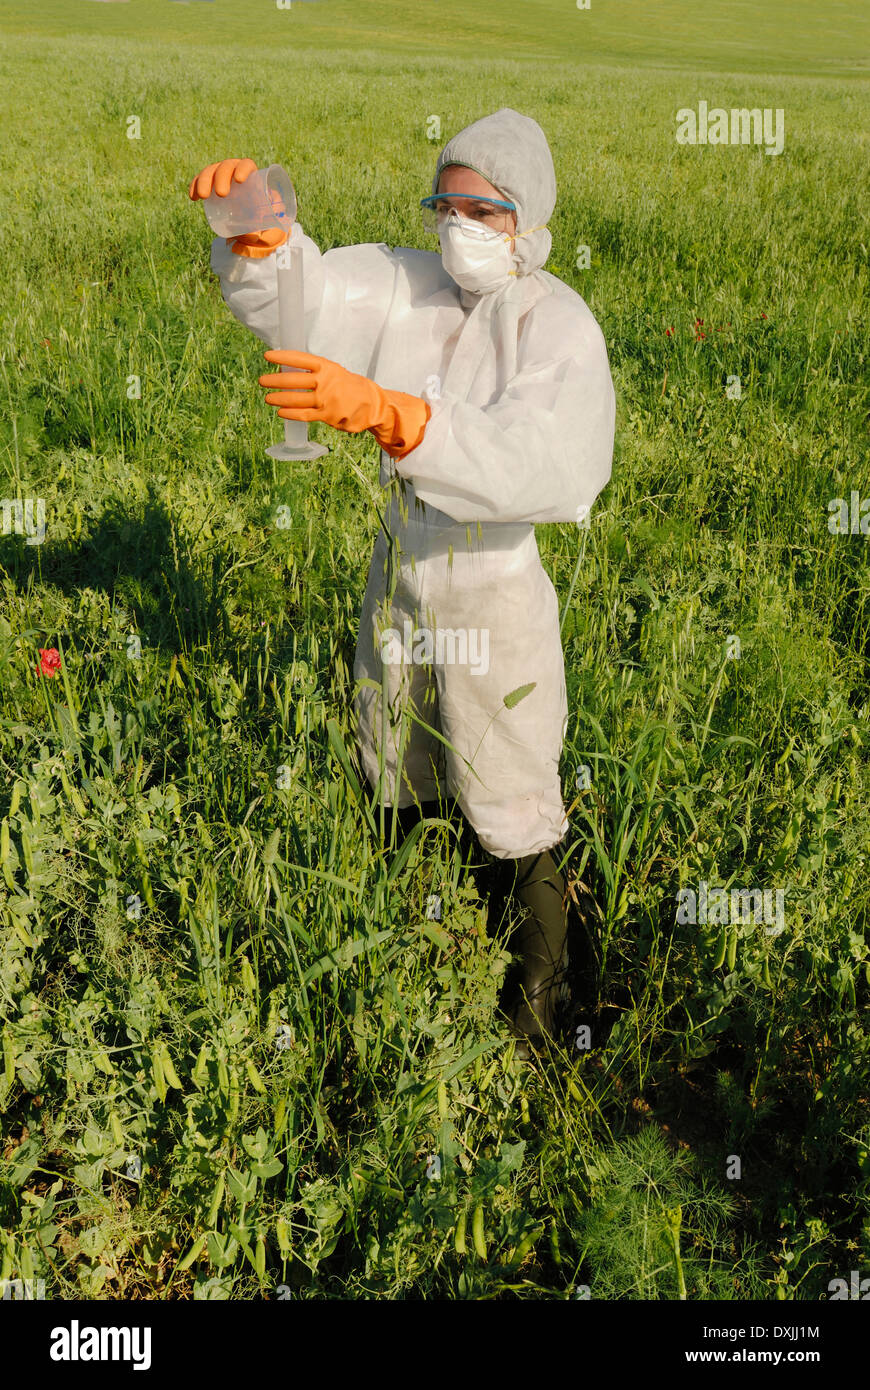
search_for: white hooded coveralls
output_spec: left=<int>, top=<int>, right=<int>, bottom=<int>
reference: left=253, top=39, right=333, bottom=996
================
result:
left=208, top=108, right=615, bottom=859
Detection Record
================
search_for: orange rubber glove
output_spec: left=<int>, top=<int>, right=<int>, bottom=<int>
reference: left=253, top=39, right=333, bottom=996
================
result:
left=259, top=350, right=431, bottom=460
left=188, top=158, right=288, bottom=259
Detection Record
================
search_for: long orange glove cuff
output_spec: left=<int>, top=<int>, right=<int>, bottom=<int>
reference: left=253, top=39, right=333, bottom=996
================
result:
left=260, top=351, right=432, bottom=460
left=370, top=391, right=432, bottom=460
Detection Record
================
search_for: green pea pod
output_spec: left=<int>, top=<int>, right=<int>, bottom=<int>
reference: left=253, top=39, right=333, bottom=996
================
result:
left=511, top=1224, right=544, bottom=1267
left=151, top=1044, right=167, bottom=1103
left=193, top=1042, right=209, bottom=1088
left=176, top=1232, right=207, bottom=1272
left=273, top=1096, right=287, bottom=1137
left=246, top=1058, right=266, bottom=1094
left=217, top=1050, right=229, bottom=1095
left=276, top=1216, right=292, bottom=1258
left=726, top=924, right=738, bottom=972
left=472, top=1203, right=487, bottom=1261
left=712, top=925, right=728, bottom=969
left=158, top=1042, right=183, bottom=1090
left=454, top=1207, right=467, bottom=1256
left=228, top=1064, right=240, bottom=1120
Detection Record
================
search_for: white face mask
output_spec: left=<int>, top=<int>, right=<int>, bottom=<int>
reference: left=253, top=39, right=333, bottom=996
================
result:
left=438, top=210, right=516, bottom=294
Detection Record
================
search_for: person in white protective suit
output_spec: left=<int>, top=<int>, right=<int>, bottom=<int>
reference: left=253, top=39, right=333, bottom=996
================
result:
left=190, top=108, right=615, bottom=1056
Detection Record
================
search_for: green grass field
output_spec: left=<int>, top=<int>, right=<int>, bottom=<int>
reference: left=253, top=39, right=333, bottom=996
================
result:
left=0, top=0, right=868, bottom=1299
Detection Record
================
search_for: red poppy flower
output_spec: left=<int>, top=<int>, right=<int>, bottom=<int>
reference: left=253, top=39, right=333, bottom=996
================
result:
left=37, top=647, right=61, bottom=679
left=665, top=327, right=674, bottom=337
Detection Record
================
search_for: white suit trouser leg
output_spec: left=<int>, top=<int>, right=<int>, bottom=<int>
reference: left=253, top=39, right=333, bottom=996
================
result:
left=352, top=533, right=569, bottom=859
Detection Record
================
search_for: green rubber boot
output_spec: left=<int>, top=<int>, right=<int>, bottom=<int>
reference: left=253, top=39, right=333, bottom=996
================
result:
left=500, top=848, right=570, bottom=1059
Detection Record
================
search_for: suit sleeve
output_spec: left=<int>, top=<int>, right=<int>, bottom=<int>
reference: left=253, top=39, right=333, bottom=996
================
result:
left=393, top=297, right=616, bottom=525
left=208, top=222, right=399, bottom=376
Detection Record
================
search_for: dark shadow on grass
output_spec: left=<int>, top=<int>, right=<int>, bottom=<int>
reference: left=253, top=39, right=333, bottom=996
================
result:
left=0, top=480, right=230, bottom=654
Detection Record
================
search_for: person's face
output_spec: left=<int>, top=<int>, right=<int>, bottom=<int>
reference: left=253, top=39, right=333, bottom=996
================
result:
left=435, top=167, right=517, bottom=247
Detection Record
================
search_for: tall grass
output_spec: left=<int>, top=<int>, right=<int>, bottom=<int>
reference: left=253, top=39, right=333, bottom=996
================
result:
left=0, top=21, right=868, bottom=1297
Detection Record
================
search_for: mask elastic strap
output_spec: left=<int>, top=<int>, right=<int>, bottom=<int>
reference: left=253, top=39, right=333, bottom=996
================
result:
left=504, top=224, right=549, bottom=276
left=513, top=224, right=547, bottom=241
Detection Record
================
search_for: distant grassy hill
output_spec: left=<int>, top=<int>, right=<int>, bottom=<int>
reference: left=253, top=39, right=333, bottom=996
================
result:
left=2, top=0, right=868, bottom=77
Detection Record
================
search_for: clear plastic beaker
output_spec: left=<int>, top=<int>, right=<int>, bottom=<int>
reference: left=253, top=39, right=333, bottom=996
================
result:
left=202, top=164, right=297, bottom=239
